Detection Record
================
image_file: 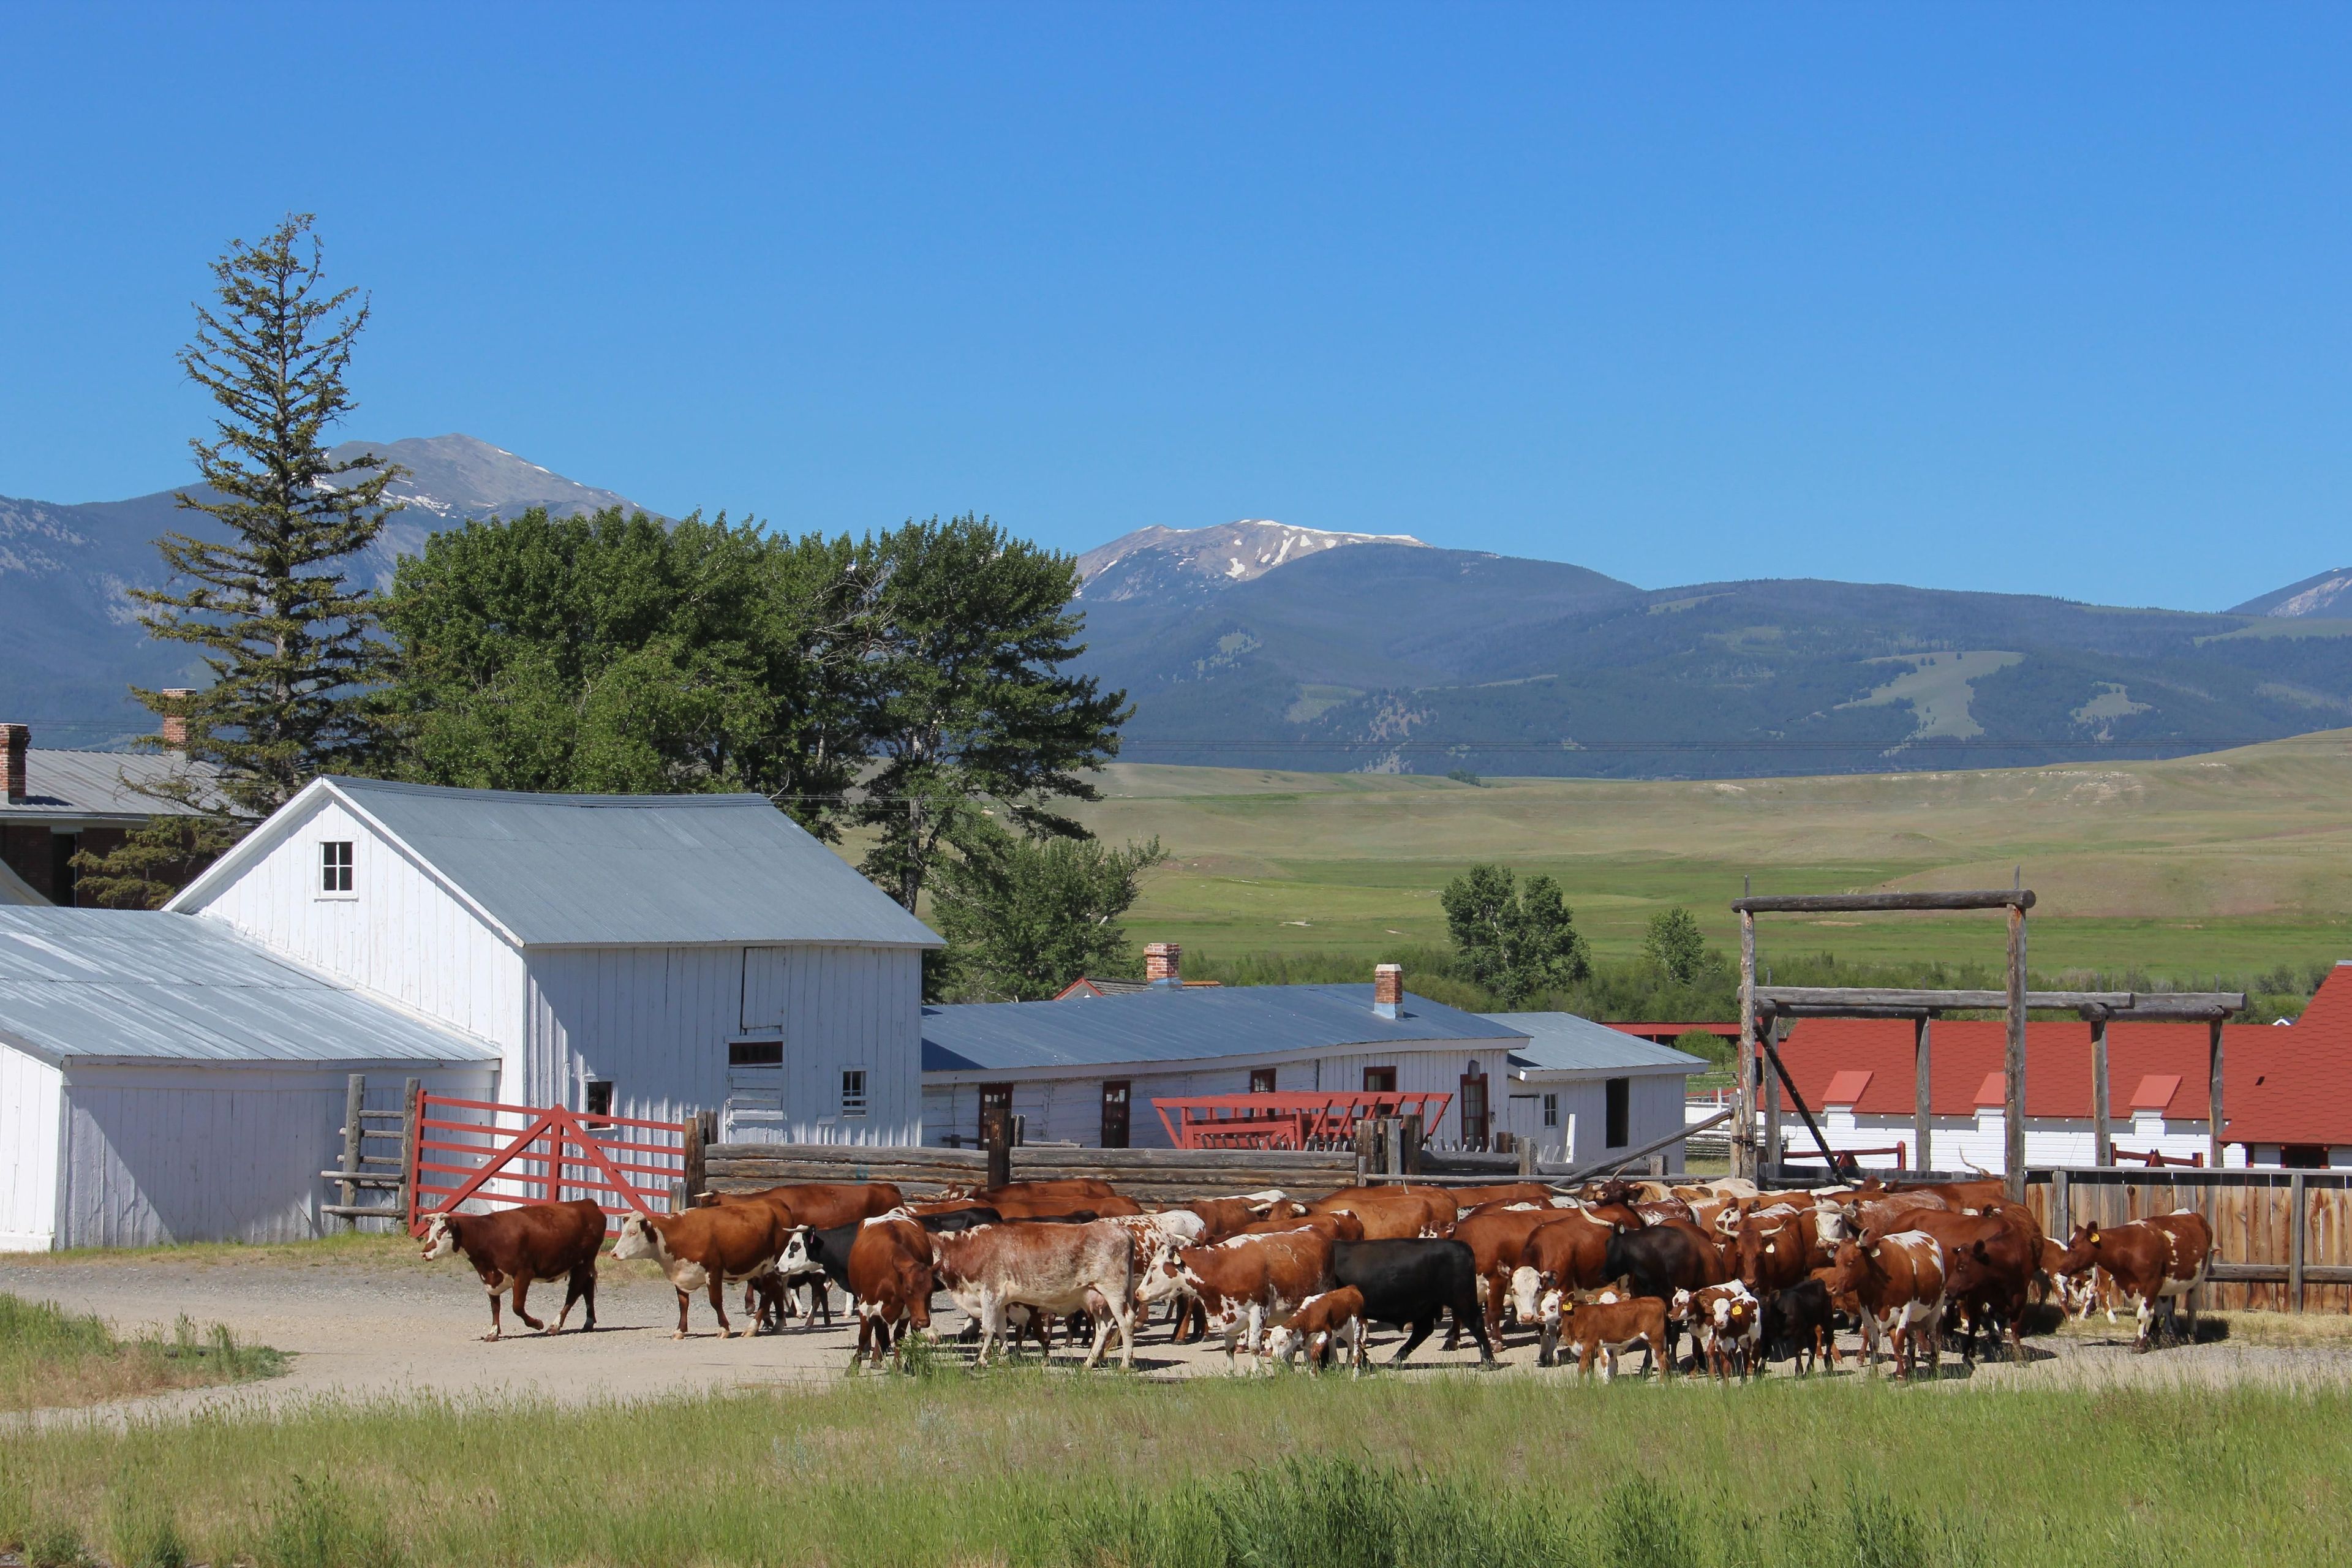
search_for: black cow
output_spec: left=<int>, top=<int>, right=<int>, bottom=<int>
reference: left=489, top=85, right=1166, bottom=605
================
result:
left=1760, top=1276, right=1838, bottom=1375
left=1602, top=1220, right=1725, bottom=1369
left=1331, top=1238, right=1496, bottom=1368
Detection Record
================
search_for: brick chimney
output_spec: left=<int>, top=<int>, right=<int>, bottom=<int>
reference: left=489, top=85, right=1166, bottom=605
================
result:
left=1373, top=963, right=1403, bottom=1019
left=2, top=723, right=27, bottom=804
left=160, top=689, right=192, bottom=750
left=1144, top=942, right=1181, bottom=986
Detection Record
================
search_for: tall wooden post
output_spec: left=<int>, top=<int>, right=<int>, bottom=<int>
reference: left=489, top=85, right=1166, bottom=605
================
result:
left=2089, top=1008, right=2113, bottom=1167
left=2207, top=1014, right=2226, bottom=1170
left=398, top=1077, right=422, bottom=1232
left=2289, top=1171, right=2308, bottom=1310
left=339, top=1073, right=366, bottom=1229
left=985, top=1115, right=1012, bottom=1191
left=2003, top=901, right=2027, bottom=1201
left=1760, top=1016, right=1784, bottom=1181
left=1736, top=908, right=1758, bottom=1183
left=1912, top=1015, right=1932, bottom=1175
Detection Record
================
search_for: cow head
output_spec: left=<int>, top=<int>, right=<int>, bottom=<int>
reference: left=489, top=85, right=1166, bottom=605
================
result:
left=1150, top=1210, right=1208, bottom=1246
left=1136, top=1241, right=1192, bottom=1304
left=1668, top=1287, right=1695, bottom=1324
left=1509, top=1265, right=1548, bottom=1323
left=612, top=1212, right=668, bottom=1263
left=2055, top=1223, right=2104, bottom=1276
left=779, top=1226, right=820, bottom=1277
left=1945, top=1238, right=1996, bottom=1297
left=1733, top=1216, right=1785, bottom=1290
left=418, top=1213, right=461, bottom=1262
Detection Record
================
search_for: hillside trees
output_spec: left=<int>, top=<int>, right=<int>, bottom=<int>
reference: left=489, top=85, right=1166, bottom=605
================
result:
left=79, top=214, right=400, bottom=906
left=1439, top=863, right=1591, bottom=1003
left=1642, top=906, right=1708, bottom=984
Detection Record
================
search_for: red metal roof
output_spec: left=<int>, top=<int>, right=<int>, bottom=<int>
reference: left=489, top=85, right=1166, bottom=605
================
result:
left=1772, top=963, right=2352, bottom=1148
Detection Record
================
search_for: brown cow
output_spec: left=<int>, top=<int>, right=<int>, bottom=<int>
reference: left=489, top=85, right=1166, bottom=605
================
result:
left=1732, top=1209, right=1812, bottom=1301
left=1180, top=1194, right=1295, bottom=1240
left=713, top=1182, right=901, bottom=1229
left=419, top=1199, right=606, bottom=1341
left=613, top=1204, right=791, bottom=1338
left=1827, top=1230, right=1946, bottom=1379
left=1444, top=1205, right=1583, bottom=1345
left=1264, top=1286, right=1368, bottom=1374
left=2054, top=1211, right=2212, bottom=1351
left=1555, top=1294, right=1671, bottom=1381
left=1438, top=1183, right=1557, bottom=1216
left=1305, top=1186, right=1453, bottom=1238
left=931, top=1219, right=1139, bottom=1368
left=1138, top=1231, right=1335, bottom=1371
left=843, top=1216, right=936, bottom=1368
left=1508, top=1207, right=1621, bottom=1329
left=968, top=1178, right=1119, bottom=1204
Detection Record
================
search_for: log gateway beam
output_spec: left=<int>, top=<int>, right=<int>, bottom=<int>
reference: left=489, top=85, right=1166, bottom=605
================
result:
left=1733, top=883, right=2245, bottom=1194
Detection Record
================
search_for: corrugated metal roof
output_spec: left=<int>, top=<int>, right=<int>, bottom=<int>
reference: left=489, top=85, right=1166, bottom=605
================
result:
left=1487, top=1011, right=1711, bottom=1075
left=922, top=984, right=1525, bottom=1072
left=0, top=908, right=502, bottom=1067
left=0, top=750, right=225, bottom=824
left=0, top=858, right=41, bottom=906
left=323, top=777, right=941, bottom=949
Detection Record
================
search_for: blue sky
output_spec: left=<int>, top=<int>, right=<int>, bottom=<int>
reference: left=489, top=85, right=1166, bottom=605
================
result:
left=3, top=4, right=2347, bottom=610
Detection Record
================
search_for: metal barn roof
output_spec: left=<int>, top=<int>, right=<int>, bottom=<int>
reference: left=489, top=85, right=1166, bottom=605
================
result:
left=1486, top=1011, right=1711, bottom=1076
left=176, top=776, right=943, bottom=950
left=922, top=983, right=1526, bottom=1074
left=0, top=749, right=228, bottom=827
left=0, top=908, right=502, bottom=1068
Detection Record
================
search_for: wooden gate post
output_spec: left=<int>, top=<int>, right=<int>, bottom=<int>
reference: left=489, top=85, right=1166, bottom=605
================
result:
left=2088, top=1008, right=2113, bottom=1167
left=986, top=1116, right=1012, bottom=1191
left=1400, top=1114, right=1424, bottom=1177
left=2207, top=1014, right=2227, bottom=1172
left=2052, top=1168, right=2070, bottom=1238
left=1735, top=907, right=1758, bottom=1183
left=681, top=1110, right=710, bottom=1209
left=1762, top=1017, right=1784, bottom=1182
left=2289, top=1172, right=2307, bottom=1311
left=2003, top=902, right=2028, bottom=1202
left=1517, top=1136, right=1537, bottom=1178
left=339, top=1073, right=366, bottom=1229
left=399, top=1077, right=422, bottom=1229
left=1912, top=1015, right=1932, bottom=1175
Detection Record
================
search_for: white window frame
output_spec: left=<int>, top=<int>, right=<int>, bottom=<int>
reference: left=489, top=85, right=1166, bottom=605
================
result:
left=839, top=1068, right=869, bottom=1118
left=317, top=840, right=356, bottom=899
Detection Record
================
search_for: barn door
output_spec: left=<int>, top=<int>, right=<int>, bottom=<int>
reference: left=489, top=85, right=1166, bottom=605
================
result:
left=723, top=1039, right=785, bottom=1142
left=978, top=1083, right=1014, bottom=1148
left=1100, top=1080, right=1131, bottom=1149
left=1459, top=1064, right=1490, bottom=1150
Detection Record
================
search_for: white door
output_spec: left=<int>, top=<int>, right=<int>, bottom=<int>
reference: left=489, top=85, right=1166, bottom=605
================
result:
left=722, top=1041, right=786, bottom=1143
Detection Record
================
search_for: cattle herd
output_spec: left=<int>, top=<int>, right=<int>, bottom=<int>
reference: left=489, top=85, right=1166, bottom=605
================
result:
left=415, top=1171, right=2217, bottom=1381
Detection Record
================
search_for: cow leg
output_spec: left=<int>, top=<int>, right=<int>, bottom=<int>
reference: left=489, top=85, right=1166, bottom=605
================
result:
left=979, top=1298, right=1006, bottom=1366
left=1392, top=1313, right=1437, bottom=1366
left=557, top=1262, right=596, bottom=1333
left=483, top=1284, right=503, bottom=1343
left=1082, top=1308, right=1113, bottom=1370
left=510, top=1278, right=546, bottom=1333
left=2133, top=1295, right=2155, bottom=1353
left=674, top=1287, right=691, bottom=1340
left=708, top=1276, right=737, bottom=1339
left=1464, top=1301, right=1496, bottom=1368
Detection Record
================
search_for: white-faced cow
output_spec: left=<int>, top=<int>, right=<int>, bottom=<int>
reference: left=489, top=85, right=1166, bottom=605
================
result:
left=418, top=1198, right=606, bottom=1341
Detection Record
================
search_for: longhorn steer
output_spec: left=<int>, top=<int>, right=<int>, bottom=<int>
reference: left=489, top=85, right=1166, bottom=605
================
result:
left=1828, top=1231, right=1947, bottom=1379
left=2054, top=1212, right=2213, bottom=1351
left=930, top=1219, right=1139, bottom=1368
left=418, top=1199, right=605, bottom=1341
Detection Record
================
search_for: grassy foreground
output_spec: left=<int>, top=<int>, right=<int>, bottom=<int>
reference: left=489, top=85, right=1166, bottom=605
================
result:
left=1060, top=729, right=2352, bottom=978
left=2, top=1374, right=2343, bottom=1567
left=0, top=1292, right=282, bottom=1414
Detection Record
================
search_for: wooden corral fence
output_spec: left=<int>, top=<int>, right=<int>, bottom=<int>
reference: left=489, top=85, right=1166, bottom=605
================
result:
left=407, top=1093, right=692, bottom=1235
left=1153, top=1090, right=1454, bottom=1150
left=2021, top=1168, right=2352, bottom=1313
left=704, top=1142, right=1356, bottom=1207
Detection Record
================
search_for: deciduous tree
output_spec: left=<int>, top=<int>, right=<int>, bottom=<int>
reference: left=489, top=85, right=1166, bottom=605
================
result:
left=929, top=822, right=1167, bottom=1000
left=1440, top=863, right=1591, bottom=1003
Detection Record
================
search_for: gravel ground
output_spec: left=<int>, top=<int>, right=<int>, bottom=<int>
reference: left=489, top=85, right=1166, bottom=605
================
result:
left=5, top=1253, right=2349, bottom=1431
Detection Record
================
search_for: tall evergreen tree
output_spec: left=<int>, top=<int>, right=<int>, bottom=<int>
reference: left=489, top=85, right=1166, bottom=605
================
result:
left=130, top=213, right=403, bottom=816
left=852, top=514, right=1129, bottom=912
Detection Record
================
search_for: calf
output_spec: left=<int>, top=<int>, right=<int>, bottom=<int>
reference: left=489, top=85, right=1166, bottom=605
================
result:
left=1673, top=1280, right=1762, bottom=1381
left=2054, top=1212, right=2212, bottom=1351
left=1760, top=1276, right=1839, bottom=1374
left=930, top=1218, right=1139, bottom=1368
left=1331, top=1238, right=1495, bottom=1367
left=1137, top=1231, right=1334, bottom=1370
left=1555, top=1294, right=1670, bottom=1381
left=1828, top=1232, right=1945, bottom=1379
left=1605, top=1218, right=1729, bottom=1366
left=614, top=1204, right=791, bottom=1338
left=1264, top=1286, right=1368, bottom=1375
left=418, top=1199, right=605, bottom=1341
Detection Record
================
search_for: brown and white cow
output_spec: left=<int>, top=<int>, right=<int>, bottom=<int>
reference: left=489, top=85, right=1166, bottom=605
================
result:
left=843, top=1215, right=937, bottom=1369
left=1828, top=1231, right=1946, bottom=1379
left=1264, top=1286, right=1368, bottom=1375
left=713, top=1182, right=901, bottom=1229
left=613, top=1204, right=791, bottom=1338
left=930, top=1218, right=1139, bottom=1368
left=1555, top=1294, right=1671, bottom=1381
left=1178, top=1194, right=1295, bottom=1241
left=1137, top=1229, right=1335, bottom=1371
left=418, top=1199, right=606, bottom=1341
left=2054, top=1211, right=2212, bottom=1351
left=1304, top=1186, right=1453, bottom=1238
left=1672, top=1280, right=1762, bottom=1381
left=1444, top=1205, right=1583, bottom=1346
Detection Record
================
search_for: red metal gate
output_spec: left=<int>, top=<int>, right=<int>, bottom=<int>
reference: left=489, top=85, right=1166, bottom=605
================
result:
left=1153, top=1090, right=1455, bottom=1149
left=406, top=1092, right=690, bottom=1235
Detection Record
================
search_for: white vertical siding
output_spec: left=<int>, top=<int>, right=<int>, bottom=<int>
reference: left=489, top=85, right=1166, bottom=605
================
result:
left=182, top=794, right=529, bottom=1061
left=52, top=1061, right=496, bottom=1249
left=1814, top=1113, right=2215, bottom=1174
left=0, top=1046, right=64, bottom=1250
left=525, top=943, right=922, bottom=1145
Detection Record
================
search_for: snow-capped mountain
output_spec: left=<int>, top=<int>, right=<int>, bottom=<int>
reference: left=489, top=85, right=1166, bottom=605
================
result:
left=2230, top=568, right=2352, bottom=619
left=1075, top=521, right=1426, bottom=603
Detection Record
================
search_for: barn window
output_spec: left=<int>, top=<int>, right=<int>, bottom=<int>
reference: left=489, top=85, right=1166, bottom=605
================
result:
left=2280, top=1144, right=2328, bottom=1169
left=584, top=1080, right=614, bottom=1121
left=1363, top=1066, right=1396, bottom=1094
left=1605, top=1077, right=1630, bottom=1148
left=319, top=840, right=354, bottom=895
left=1543, top=1093, right=1559, bottom=1128
left=729, top=1040, right=783, bottom=1067
left=1250, top=1067, right=1278, bottom=1094
left=840, top=1069, right=869, bottom=1117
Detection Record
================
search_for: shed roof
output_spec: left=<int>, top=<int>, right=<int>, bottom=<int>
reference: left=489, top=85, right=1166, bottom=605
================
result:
left=1485, top=1012, right=1709, bottom=1076
left=2223, top=962, right=2352, bottom=1147
left=0, top=748, right=227, bottom=826
left=0, top=908, right=501, bottom=1068
left=922, top=984, right=1525, bottom=1074
left=171, top=776, right=942, bottom=951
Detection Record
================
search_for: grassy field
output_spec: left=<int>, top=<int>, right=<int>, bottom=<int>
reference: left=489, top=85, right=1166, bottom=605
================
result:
left=1, top=1373, right=2343, bottom=1566
left=0, top=1291, right=282, bottom=1414
left=1063, top=728, right=2352, bottom=983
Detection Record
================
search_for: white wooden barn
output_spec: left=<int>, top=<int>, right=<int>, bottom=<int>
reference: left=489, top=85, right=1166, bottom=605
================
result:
left=0, top=908, right=497, bottom=1250
left=921, top=954, right=1698, bottom=1161
left=168, top=777, right=942, bottom=1147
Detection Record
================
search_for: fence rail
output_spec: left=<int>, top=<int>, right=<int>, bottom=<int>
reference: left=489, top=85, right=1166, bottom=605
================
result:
left=2019, top=1167, right=2352, bottom=1313
left=407, top=1093, right=690, bottom=1235
left=704, top=1143, right=1357, bottom=1204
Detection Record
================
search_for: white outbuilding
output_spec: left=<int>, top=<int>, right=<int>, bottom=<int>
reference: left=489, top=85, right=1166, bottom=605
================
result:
left=0, top=908, right=497, bottom=1251
left=1483, top=1011, right=1710, bottom=1171
left=167, top=777, right=943, bottom=1145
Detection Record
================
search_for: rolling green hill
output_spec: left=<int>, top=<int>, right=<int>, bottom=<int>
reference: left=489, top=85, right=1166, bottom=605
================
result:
left=1066, top=727, right=2352, bottom=982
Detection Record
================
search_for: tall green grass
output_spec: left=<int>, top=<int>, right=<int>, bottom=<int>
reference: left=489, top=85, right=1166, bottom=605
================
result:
left=0, top=1292, right=283, bottom=1414
left=1, top=1373, right=2342, bottom=1566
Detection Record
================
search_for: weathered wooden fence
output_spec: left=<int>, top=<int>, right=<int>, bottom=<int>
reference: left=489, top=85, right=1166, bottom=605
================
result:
left=2020, top=1167, right=2352, bottom=1314
left=703, top=1143, right=1356, bottom=1206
